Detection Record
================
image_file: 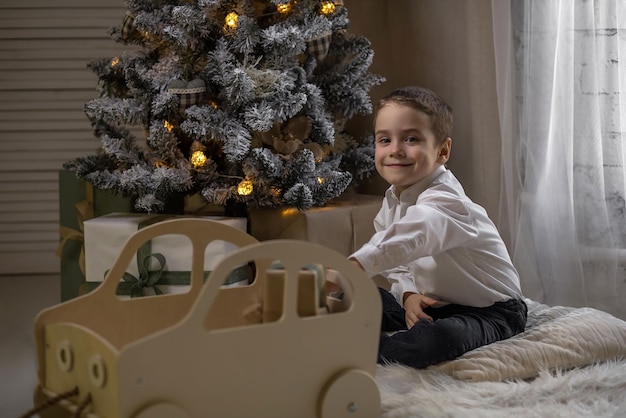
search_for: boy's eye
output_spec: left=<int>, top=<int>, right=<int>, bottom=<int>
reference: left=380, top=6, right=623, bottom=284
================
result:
left=376, top=137, right=391, bottom=144
left=405, top=136, right=420, bottom=143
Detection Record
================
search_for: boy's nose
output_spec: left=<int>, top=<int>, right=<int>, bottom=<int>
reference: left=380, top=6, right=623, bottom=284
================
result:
left=390, top=144, right=406, bottom=158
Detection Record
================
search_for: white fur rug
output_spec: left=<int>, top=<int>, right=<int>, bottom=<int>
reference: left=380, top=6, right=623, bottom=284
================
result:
left=376, top=360, right=626, bottom=417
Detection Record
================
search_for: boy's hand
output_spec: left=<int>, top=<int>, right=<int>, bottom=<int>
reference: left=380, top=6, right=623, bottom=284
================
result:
left=324, top=268, right=342, bottom=295
left=403, top=292, right=437, bottom=328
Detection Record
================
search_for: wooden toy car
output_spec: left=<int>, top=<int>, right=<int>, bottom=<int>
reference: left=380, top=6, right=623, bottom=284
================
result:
left=31, top=218, right=382, bottom=417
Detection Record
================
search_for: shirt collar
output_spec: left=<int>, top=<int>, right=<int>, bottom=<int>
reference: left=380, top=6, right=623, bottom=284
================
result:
left=386, top=165, right=447, bottom=204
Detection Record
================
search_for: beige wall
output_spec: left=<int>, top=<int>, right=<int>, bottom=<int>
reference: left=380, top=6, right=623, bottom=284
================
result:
left=345, top=0, right=502, bottom=222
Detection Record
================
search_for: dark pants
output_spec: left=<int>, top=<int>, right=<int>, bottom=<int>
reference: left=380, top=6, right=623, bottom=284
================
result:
left=377, top=287, right=527, bottom=369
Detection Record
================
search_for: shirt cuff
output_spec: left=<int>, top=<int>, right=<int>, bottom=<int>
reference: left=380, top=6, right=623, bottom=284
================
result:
left=389, top=278, right=419, bottom=306
left=350, top=243, right=384, bottom=276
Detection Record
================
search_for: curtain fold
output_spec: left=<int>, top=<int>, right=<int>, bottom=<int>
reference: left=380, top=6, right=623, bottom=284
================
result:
left=492, top=0, right=626, bottom=319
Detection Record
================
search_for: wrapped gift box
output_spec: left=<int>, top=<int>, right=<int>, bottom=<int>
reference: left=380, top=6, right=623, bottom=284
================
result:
left=248, top=194, right=382, bottom=257
left=83, top=213, right=249, bottom=297
left=58, top=170, right=135, bottom=301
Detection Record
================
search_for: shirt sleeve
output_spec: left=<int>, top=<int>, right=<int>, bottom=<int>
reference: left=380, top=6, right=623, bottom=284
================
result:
left=382, top=266, right=418, bottom=305
left=351, top=191, right=478, bottom=276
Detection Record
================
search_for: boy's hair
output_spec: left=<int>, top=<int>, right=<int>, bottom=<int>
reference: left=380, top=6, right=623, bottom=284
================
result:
left=375, top=86, right=453, bottom=144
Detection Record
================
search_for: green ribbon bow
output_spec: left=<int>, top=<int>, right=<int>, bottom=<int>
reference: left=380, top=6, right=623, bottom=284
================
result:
left=116, top=252, right=168, bottom=298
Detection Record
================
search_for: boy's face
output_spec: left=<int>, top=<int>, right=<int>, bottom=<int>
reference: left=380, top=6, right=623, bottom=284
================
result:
left=374, top=103, right=451, bottom=194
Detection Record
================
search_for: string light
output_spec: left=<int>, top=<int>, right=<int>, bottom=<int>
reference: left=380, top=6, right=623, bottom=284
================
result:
left=237, top=179, right=253, bottom=196
left=163, top=120, right=174, bottom=132
left=111, top=57, right=120, bottom=67
left=317, top=177, right=325, bottom=184
left=320, top=1, right=336, bottom=15
left=191, top=150, right=207, bottom=168
left=225, top=12, right=239, bottom=29
left=277, top=2, right=292, bottom=14
left=189, top=141, right=207, bottom=168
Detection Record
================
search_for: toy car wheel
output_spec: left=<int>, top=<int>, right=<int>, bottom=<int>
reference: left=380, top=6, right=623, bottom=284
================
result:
left=318, top=369, right=380, bottom=418
left=133, top=402, right=191, bottom=418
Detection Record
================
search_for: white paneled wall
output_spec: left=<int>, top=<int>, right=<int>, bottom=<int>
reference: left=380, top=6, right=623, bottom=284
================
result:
left=0, top=0, right=127, bottom=274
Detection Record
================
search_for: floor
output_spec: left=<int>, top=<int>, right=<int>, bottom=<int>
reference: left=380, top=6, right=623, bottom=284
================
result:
left=0, top=274, right=60, bottom=418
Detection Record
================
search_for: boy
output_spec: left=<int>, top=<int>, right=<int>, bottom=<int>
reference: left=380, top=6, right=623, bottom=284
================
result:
left=350, top=86, right=527, bottom=368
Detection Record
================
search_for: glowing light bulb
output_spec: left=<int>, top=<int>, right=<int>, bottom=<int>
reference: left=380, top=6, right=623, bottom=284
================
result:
left=191, top=150, right=207, bottom=168
left=111, top=57, right=120, bottom=67
left=320, top=1, right=336, bottom=15
left=317, top=177, right=324, bottom=184
left=277, top=3, right=292, bottom=14
left=237, top=179, right=253, bottom=196
left=163, top=120, right=174, bottom=132
left=225, top=12, right=239, bottom=29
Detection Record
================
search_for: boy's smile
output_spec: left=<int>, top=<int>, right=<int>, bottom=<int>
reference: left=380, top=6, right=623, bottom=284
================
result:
left=374, top=103, right=451, bottom=195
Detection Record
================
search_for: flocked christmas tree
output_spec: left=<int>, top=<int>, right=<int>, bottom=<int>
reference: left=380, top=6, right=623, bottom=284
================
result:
left=64, top=0, right=384, bottom=213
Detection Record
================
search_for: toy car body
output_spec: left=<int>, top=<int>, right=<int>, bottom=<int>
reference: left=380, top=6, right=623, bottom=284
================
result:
left=33, top=218, right=382, bottom=417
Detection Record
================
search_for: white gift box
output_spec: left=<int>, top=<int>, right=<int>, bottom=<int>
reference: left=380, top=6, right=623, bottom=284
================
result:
left=84, top=213, right=249, bottom=295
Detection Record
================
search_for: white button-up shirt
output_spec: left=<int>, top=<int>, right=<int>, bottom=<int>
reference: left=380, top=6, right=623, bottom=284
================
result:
left=350, top=165, right=522, bottom=308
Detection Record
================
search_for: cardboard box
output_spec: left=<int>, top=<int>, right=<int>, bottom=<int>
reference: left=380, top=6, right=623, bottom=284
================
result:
left=248, top=194, right=381, bottom=256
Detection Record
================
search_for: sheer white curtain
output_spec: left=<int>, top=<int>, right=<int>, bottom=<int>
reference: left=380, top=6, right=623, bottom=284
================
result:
left=492, top=0, right=626, bottom=319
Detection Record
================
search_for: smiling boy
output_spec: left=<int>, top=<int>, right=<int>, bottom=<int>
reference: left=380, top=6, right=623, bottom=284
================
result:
left=350, top=86, right=527, bottom=368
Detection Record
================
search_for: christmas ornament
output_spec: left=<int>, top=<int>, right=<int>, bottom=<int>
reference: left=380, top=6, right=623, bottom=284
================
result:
left=253, top=115, right=324, bottom=160
left=167, top=78, right=207, bottom=112
left=120, top=11, right=143, bottom=42
left=307, top=30, right=333, bottom=62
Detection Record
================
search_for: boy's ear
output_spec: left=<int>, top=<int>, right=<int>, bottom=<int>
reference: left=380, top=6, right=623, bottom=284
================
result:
left=438, top=137, right=452, bottom=163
